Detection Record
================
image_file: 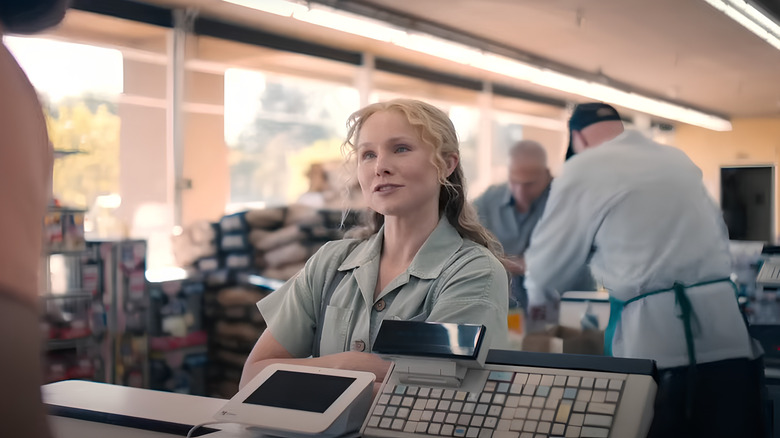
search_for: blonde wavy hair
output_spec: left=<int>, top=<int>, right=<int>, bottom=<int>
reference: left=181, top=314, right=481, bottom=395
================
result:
left=340, top=98, right=505, bottom=261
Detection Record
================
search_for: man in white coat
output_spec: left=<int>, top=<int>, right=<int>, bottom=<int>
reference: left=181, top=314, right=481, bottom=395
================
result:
left=524, top=102, right=766, bottom=437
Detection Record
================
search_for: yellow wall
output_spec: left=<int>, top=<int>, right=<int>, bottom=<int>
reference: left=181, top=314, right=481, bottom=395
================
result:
left=675, top=117, right=780, bottom=240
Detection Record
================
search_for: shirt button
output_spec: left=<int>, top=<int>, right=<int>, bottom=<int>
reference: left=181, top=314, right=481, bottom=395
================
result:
left=374, top=299, right=386, bottom=312
left=352, top=340, right=366, bottom=352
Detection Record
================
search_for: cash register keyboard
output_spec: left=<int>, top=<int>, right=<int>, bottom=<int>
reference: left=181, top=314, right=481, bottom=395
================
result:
left=364, top=368, right=628, bottom=438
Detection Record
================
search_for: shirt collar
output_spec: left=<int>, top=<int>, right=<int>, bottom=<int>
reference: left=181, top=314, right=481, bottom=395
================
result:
left=338, top=216, right=463, bottom=279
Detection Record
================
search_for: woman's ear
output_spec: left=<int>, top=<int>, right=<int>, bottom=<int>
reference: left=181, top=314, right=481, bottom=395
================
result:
left=443, top=153, right=459, bottom=177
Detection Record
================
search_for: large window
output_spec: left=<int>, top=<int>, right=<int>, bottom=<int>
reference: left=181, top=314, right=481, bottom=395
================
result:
left=5, top=36, right=123, bottom=232
left=224, top=68, right=359, bottom=211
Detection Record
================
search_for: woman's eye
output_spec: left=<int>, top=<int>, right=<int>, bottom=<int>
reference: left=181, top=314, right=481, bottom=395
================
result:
left=361, top=151, right=376, bottom=160
left=395, top=145, right=410, bottom=153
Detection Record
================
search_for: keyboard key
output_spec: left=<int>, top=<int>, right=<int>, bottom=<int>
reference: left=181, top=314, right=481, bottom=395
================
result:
left=563, top=387, right=578, bottom=399
left=471, top=415, right=485, bottom=427
left=488, top=405, right=503, bottom=417
left=520, top=433, right=533, bottom=438
left=439, top=400, right=452, bottom=411
left=422, top=410, right=434, bottom=421
left=501, top=407, right=515, bottom=420
left=467, top=427, right=481, bottom=437
left=442, top=424, right=455, bottom=435
left=506, top=396, right=520, bottom=408
left=433, top=412, right=446, bottom=423
left=552, top=423, right=566, bottom=435
left=396, top=407, right=410, bottom=419
left=454, top=425, right=468, bottom=437
left=476, top=404, right=489, bottom=415
left=569, top=413, right=584, bottom=426
left=523, top=420, right=537, bottom=432
left=594, top=378, right=609, bottom=390
left=379, top=417, right=392, bottom=429
left=573, top=401, right=588, bottom=413
left=513, top=373, right=529, bottom=385
left=484, top=416, right=499, bottom=428
left=485, top=381, right=497, bottom=392
left=452, top=401, right=464, bottom=412
left=555, top=400, right=573, bottom=423
left=493, top=394, right=507, bottom=405
left=509, top=384, right=523, bottom=395
left=373, top=405, right=385, bottom=416
left=565, top=425, right=581, bottom=437
left=394, top=385, right=407, bottom=395
left=463, top=403, right=476, bottom=414
left=414, top=398, right=427, bottom=410
left=553, top=375, right=568, bottom=386
left=540, top=375, right=555, bottom=386
left=402, top=396, right=415, bottom=407
left=587, top=402, right=616, bottom=415
left=404, top=421, right=417, bottom=433
left=409, top=409, right=423, bottom=421
left=456, top=391, right=469, bottom=401
left=377, top=393, right=390, bottom=406
left=527, top=408, right=541, bottom=420
left=580, top=377, right=594, bottom=388
left=493, top=432, right=520, bottom=438
left=514, top=407, right=528, bottom=419
left=581, top=426, right=609, bottom=437
left=391, top=418, right=404, bottom=430
left=531, top=397, right=545, bottom=408
left=459, top=414, right=472, bottom=425
left=480, top=393, right=493, bottom=404
left=431, top=388, right=443, bottom=399
left=536, top=421, right=551, bottom=434
left=428, top=423, right=441, bottom=435
left=427, top=399, right=439, bottom=410
left=591, top=391, right=607, bottom=403
left=447, top=413, right=460, bottom=424
left=468, top=393, right=481, bottom=402
left=541, top=409, right=555, bottom=422
left=510, top=419, right=525, bottom=431
left=417, top=422, right=429, bottom=433
left=527, top=374, right=542, bottom=386
left=390, top=395, right=402, bottom=406
left=490, top=371, right=515, bottom=382
left=546, top=397, right=560, bottom=410
left=584, top=414, right=612, bottom=428
left=523, top=385, right=537, bottom=396
left=497, top=419, right=512, bottom=430
left=497, top=382, right=511, bottom=393
left=567, top=376, right=581, bottom=387
left=367, top=415, right=380, bottom=427
left=419, top=387, right=431, bottom=398
left=608, top=379, right=623, bottom=391
left=577, top=390, right=592, bottom=402
left=385, top=406, right=397, bottom=417
left=444, top=389, right=457, bottom=399
left=536, top=386, right=550, bottom=397
left=406, top=386, right=419, bottom=396
left=550, top=387, right=564, bottom=399
left=605, top=391, right=620, bottom=403
left=479, top=429, right=494, bottom=438
left=518, top=396, right=533, bottom=407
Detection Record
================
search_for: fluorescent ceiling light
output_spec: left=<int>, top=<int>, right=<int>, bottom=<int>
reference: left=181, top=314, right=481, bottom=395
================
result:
left=702, top=0, right=780, bottom=51
left=223, top=0, right=732, bottom=131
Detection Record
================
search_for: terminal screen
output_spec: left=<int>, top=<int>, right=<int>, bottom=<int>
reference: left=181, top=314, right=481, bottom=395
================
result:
left=373, top=320, right=485, bottom=359
left=243, top=370, right=356, bottom=413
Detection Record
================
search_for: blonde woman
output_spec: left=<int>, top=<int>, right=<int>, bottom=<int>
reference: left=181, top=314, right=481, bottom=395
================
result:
left=241, top=99, right=509, bottom=393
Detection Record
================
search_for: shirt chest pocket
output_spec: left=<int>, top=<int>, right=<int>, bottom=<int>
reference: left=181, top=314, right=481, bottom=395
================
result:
left=318, top=305, right=353, bottom=356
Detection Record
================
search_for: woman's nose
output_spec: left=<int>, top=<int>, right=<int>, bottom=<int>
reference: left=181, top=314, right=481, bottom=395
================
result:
left=374, top=152, right=392, bottom=175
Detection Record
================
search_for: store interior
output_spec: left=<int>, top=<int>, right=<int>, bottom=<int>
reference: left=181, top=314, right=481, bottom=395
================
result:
left=8, top=0, right=780, bottom=435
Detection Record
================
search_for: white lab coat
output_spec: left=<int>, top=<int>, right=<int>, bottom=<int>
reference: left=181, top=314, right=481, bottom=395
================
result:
left=524, top=130, right=758, bottom=368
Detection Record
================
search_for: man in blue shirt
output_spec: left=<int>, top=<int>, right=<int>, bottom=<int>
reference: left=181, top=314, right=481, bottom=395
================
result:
left=474, top=140, right=585, bottom=309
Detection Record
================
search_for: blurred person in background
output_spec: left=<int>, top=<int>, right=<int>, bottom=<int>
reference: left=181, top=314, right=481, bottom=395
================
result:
left=0, top=1, right=71, bottom=437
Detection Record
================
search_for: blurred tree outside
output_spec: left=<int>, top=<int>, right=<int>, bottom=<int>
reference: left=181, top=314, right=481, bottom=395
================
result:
left=45, top=97, right=120, bottom=209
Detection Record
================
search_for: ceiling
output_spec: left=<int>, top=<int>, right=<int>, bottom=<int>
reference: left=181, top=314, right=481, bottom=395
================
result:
left=72, top=0, right=780, bottom=123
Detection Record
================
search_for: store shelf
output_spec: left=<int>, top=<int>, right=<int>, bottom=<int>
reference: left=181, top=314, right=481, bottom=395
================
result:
left=46, top=337, right=92, bottom=351
left=150, top=331, right=208, bottom=352
left=41, top=291, right=92, bottom=300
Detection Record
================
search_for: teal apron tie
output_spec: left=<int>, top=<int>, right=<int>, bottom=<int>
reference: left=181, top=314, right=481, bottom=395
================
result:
left=604, top=277, right=736, bottom=418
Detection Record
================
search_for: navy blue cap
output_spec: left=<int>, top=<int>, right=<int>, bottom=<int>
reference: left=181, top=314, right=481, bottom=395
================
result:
left=565, top=102, right=622, bottom=160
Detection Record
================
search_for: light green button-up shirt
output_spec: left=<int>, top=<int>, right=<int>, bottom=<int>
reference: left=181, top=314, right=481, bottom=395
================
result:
left=258, top=216, right=509, bottom=357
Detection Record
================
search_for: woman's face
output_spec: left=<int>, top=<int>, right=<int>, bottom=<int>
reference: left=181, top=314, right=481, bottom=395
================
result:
left=356, top=110, right=447, bottom=220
